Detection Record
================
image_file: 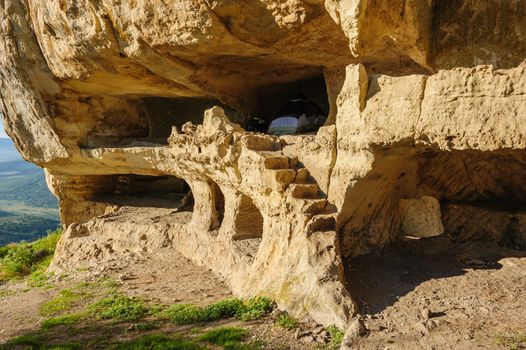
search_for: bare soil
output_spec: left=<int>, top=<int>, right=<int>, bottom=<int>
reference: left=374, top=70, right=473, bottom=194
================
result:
left=348, top=237, right=526, bottom=349
left=1, top=232, right=525, bottom=349
left=0, top=248, right=318, bottom=349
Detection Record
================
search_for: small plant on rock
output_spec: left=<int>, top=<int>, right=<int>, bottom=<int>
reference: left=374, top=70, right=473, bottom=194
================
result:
left=326, top=325, right=345, bottom=350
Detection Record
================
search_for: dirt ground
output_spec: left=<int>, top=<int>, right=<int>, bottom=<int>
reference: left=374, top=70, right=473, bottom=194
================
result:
left=0, top=248, right=320, bottom=350
left=348, top=237, right=526, bottom=350
left=0, top=234, right=525, bottom=349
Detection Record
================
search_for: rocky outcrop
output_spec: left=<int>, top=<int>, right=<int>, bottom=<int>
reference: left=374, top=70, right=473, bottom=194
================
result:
left=1, top=0, right=525, bottom=333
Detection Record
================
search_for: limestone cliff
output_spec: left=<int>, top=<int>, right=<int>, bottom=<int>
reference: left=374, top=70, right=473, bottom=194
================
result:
left=1, top=0, right=525, bottom=333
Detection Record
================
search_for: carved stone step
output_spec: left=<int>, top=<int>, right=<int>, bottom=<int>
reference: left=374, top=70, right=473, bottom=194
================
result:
left=299, top=198, right=328, bottom=214
left=265, top=169, right=296, bottom=191
left=306, top=213, right=337, bottom=234
left=290, top=183, right=323, bottom=199
left=262, top=154, right=291, bottom=170
left=243, top=135, right=281, bottom=152
left=295, top=168, right=314, bottom=184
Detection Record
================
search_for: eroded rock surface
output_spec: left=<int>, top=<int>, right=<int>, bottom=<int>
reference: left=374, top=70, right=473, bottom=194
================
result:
left=399, top=196, right=444, bottom=238
left=1, top=0, right=525, bottom=334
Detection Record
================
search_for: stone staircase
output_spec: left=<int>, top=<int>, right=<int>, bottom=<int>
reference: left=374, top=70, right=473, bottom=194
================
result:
left=244, top=134, right=337, bottom=234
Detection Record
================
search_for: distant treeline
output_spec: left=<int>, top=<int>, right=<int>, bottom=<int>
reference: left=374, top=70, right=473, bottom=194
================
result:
left=0, top=161, right=58, bottom=208
left=0, top=216, right=60, bottom=246
left=0, top=159, right=60, bottom=244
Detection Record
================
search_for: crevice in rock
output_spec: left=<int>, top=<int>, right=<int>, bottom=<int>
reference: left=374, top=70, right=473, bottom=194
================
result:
left=209, top=180, right=225, bottom=232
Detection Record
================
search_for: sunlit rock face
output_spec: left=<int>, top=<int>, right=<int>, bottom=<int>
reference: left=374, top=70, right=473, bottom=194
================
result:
left=1, top=0, right=525, bottom=329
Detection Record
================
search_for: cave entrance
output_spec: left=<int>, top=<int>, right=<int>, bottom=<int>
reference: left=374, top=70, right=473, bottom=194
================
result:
left=83, top=96, right=240, bottom=148
left=340, top=148, right=526, bottom=318
left=340, top=148, right=526, bottom=260
left=141, top=97, right=239, bottom=141
left=250, top=74, right=330, bottom=134
left=93, top=174, right=193, bottom=211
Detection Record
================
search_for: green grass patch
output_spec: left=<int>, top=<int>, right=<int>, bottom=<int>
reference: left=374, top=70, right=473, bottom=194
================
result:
left=326, top=325, right=345, bottom=349
left=201, top=298, right=244, bottom=320
left=28, top=270, right=53, bottom=288
left=164, top=303, right=204, bottom=324
left=0, top=229, right=61, bottom=280
left=107, top=335, right=206, bottom=350
left=4, top=333, right=43, bottom=347
left=237, top=297, right=274, bottom=321
left=40, top=278, right=120, bottom=327
left=42, top=312, right=86, bottom=329
left=164, top=296, right=275, bottom=325
left=197, top=326, right=248, bottom=345
left=275, top=313, right=298, bottom=330
left=40, top=289, right=89, bottom=316
left=0, top=333, right=80, bottom=350
left=89, top=294, right=149, bottom=322
left=126, top=321, right=160, bottom=332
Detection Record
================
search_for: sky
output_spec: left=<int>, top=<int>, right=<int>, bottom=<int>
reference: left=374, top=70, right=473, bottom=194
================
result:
left=0, top=110, right=7, bottom=138
left=0, top=124, right=7, bottom=138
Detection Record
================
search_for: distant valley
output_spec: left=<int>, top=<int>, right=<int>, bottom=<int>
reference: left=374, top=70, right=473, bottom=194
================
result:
left=0, top=138, right=59, bottom=245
